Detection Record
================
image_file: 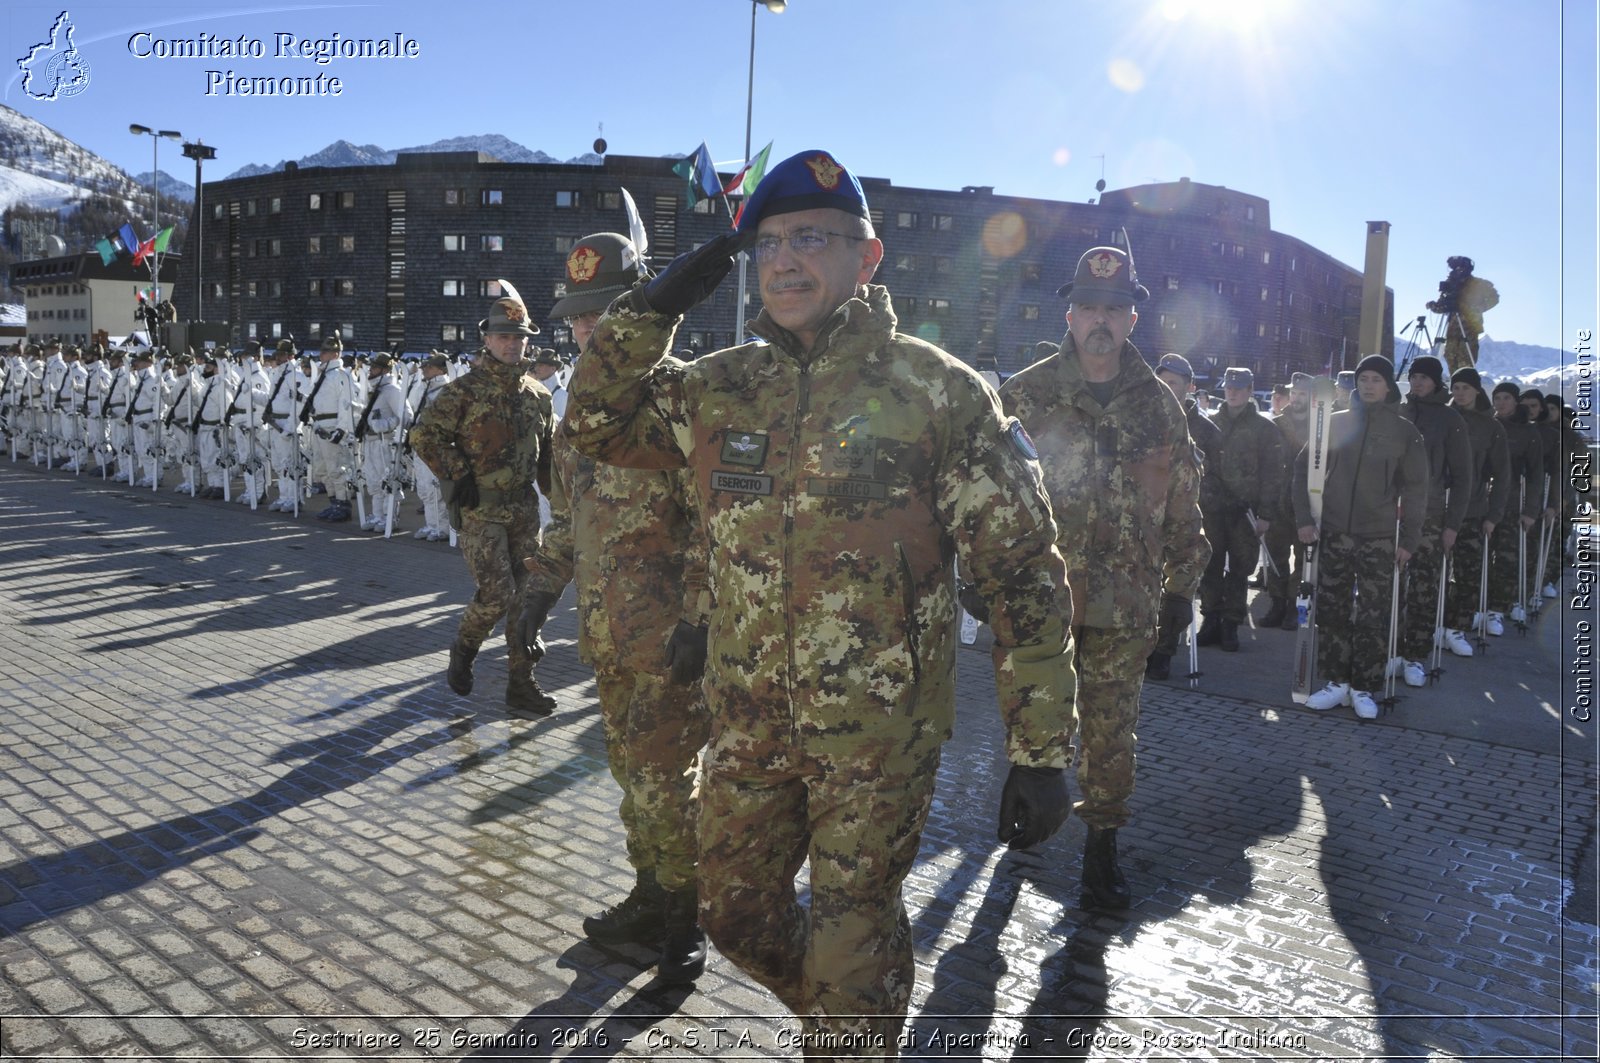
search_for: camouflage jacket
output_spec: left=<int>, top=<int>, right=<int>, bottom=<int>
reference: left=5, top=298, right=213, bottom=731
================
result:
left=524, top=428, right=710, bottom=674
left=1273, top=403, right=1309, bottom=511
left=1455, top=402, right=1510, bottom=523
left=564, top=284, right=1077, bottom=773
left=1293, top=398, right=1428, bottom=550
left=1399, top=388, right=1472, bottom=530
left=1204, top=400, right=1287, bottom=523
left=1496, top=414, right=1545, bottom=518
left=1000, top=336, right=1208, bottom=628
left=410, top=354, right=553, bottom=521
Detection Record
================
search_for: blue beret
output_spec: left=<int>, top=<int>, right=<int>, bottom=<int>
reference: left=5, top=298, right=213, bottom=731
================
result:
left=736, top=149, right=869, bottom=234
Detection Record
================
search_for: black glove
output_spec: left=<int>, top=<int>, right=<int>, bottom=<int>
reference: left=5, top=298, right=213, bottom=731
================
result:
left=451, top=471, right=480, bottom=510
left=957, top=580, right=990, bottom=625
left=996, top=764, right=1069, bottom=850
left=1160, top=592, right=1193, bottom=627
left=517, top=589, right=559, bottom=660
left=666, top=620, right=709, bottom=685
left=630, top=231, right=744, bottom=318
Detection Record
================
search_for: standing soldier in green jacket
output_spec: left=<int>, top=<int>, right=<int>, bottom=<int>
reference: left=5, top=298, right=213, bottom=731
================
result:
left=1296, top=357, right=1429, bottom=718
left=1444, top=367, right=1510, bottom=644
left=1490, top=382, right=1544, bottom=622
left=1195, top=366, right=1284, bottom=652
left=410, top=294, right=556, bottom=718
left=1264, top=373, right=1315, bottom=630
left=1001, top=246, right=1208, bottom=910
left=1398, top=356, right=1474, bottom=659
left=520, top=233, right=712, bottom=985
left=564, top=149, right=1077, bottom=1055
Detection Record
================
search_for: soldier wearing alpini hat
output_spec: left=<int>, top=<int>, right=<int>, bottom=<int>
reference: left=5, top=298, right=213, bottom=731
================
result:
left=411, top=289, right=556, bottom=718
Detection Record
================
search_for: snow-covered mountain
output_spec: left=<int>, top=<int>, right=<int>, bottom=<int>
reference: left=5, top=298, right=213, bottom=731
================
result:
left=1394, top=333, right=1590, bottom=406
left=0, top=103, right=146, bottom=214
left=133, top=170, right=194, bottom=204
left=221, top=135, right=602, bottom=178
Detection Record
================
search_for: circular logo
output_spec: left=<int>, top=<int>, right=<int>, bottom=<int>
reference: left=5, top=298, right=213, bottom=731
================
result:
left=44, top=50, right=91, bottom=99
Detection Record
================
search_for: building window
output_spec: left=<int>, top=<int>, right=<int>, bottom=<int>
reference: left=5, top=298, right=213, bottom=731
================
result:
left=339, top=235, right=355, bottom=253
left=309, top=279, right=324, bottom=296
left=481, top=235, right=504, bottom=252
left=482, top=189, right=503, bottom=206
left=270, top=197, right=281, bottom=214
left=1166, top=275, right=1180, bottom=291
left=691, top=197, right=716, bottom=215
left=1021, top=262, right=1042, bottom=282
left=270, top=280, right=282, bottom=298
left=479, top=280, right=504, bottom=298
left=1260, top=286, right=1270, bottom=302
left=1234, top=245, right=1246, bottom=259
left=247, top=322, right=258, bottom=339
left=246, top=199, right=258, bottom=217
left=597, top=191, right=621, bottom=210
left=272, top=322, right=283, bottom=339
left=1021, top=304, right=1040, bottom=321
left=1287, top=292, right=1296, bottom=307
left=1168, top=235, right=1180, bottom=251
left=1246, top=205, right=1256, bottom=222
left=555, top=190, right=581, bottom=209
left=554, top=235, right=577, bottom=253
left=308, top=235, right=322, bottom=254
left=246, top=281, right=258, bottom=297
left=894, top=254, right=917, bottom=272
left=340, top=323, right=353, bottom=341
left=1214, top=280, right=1226, bottom=295
left=269, top=238, right=281, bottom=256
left=933, top=255, right=953, bottom=273
left=1262, top=250, right=1272, bottom=265
left=443, top=234, right=466, bottom=252
left=309, top=193, right=323, bottom=210
left=212, top=282, right=224, bottom=297
left=308, top=322, right=322, bottom=339
left=442, top=324, right=462, bottom=343
left=1290, top=256, right=1298, bottom=271
left=1258, top=323, right=1268, bottom=337
left=442, top=280, right=466, bottom=297
left=932, top=214, right=954, bottom=232
left=896, top=211, right=918, bottom=229
left=337, top=279, right=355, bottom=297
left=928, top=297, right=952, bottom=315
left=338, top=191, right=355, bottom=209
left=213, top=203, right=225, bottom=220
left=444, top=188, right=465, bottom=206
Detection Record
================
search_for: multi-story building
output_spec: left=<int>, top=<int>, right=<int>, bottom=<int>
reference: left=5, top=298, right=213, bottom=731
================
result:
left=7, top=252, right=182, bottom=348
left=166, top=152, right=1390, bottom=388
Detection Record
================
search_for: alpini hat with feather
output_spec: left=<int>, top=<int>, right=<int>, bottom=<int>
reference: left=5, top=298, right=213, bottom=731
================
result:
left=550, top=233, right=645, bottom=320
left=480, top=277, right=540, bottom=337
left=1057, top=245, right=1150, bottom=304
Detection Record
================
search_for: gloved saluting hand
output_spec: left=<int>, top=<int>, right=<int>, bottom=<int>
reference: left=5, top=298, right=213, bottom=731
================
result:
left=666, top=620, right=709, bottom=685
left=517, top=589, right=560, bottom=661
left=996, top=764, right=1070, bottom=850
left=628, top=231, right=747, bottom=318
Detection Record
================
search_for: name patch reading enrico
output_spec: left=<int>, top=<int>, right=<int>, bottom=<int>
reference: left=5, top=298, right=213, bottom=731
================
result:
left=711, top=470, right=773, bottom=495
left=806, top=477, right=888, bottom=500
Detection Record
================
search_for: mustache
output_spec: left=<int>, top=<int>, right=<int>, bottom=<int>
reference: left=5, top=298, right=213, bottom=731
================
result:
left=766, top=277, right=812, bottom=292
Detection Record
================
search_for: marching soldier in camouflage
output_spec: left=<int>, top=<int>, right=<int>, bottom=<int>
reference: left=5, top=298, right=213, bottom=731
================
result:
left=520, top=233, right=713, bottom=984
left=1445, top=367, right=1510, bottom=642
left=565, top=149, right=1076, bottom=1054
left=1001, top=245, right=1208, bottom=912
left=1147, top=352, right=1219, bottom=680
left=1195, top=366, right=1284, bottom=651
left=1295, top=356, right=1429, bottom=719
left=411, top=294, right=555, bottom=718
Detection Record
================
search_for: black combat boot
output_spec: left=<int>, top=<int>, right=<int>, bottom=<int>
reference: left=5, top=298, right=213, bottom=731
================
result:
left=505, top=672, right=557, bottom=719
left=1261, top=596, right=1287, bottom=629
left=583, top=869, right=667, bottom=946
left=657, top=885, right=707, bottom=985
left=1195, top=615, right=1221, bottom=646
left=1080, top=827, right=1131, bottom=911
left=446, top=640, right=478, bottom=696
left=1144, top=652, right=1171, bottom=681
left=1219, top=620, right=1240, bottom=652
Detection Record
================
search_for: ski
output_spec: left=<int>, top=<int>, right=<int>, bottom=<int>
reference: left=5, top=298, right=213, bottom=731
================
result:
left=1291, top=377, right=1338, bottom=703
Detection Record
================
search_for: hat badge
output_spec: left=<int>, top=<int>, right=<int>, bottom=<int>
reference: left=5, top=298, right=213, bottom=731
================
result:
left=1087, top=252, right=1124, bottom=279
left=567, top=245, right=603, bottom=284
left=806, top=154, right=843, bottom=190
left=502, top=300, right=527, bottom=323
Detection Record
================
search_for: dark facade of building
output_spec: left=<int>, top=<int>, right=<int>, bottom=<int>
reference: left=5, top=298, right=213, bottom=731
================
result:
left=171, top=153, right=1391, bottom=388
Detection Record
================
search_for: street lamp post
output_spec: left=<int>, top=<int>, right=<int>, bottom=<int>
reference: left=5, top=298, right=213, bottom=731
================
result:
left=129, top=123, right=182, bottom=340
left=181, top=139, right=217, bottom=323
left=734, top=0, right=785, bottom=344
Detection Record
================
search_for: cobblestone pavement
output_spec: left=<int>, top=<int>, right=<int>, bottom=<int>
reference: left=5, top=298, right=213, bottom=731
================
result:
left=1, top=464, right=1596, bottom=1062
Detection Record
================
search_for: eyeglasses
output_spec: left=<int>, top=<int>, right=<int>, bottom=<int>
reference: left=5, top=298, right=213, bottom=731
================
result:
left=751, top=228, right=863, bottom=264
left=564, top=310, right=602, bottom=327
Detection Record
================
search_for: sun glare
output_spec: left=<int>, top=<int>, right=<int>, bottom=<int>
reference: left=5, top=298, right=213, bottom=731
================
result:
left=1161, top=0, right=1295, bottom=32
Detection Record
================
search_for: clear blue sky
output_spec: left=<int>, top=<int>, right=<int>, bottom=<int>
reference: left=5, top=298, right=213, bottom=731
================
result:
left=4, top=0, right=1595, bottom=352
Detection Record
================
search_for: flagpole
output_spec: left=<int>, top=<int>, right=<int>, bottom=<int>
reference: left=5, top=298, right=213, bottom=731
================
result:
left=734, top=1, right=785, bottom=344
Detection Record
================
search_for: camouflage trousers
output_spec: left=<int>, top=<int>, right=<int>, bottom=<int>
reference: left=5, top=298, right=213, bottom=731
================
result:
left=1398, top=515, right=1444, bottom=661
left=1264, top=516, right=1307, bottom=603
left=1490, top=517, right=1536, bottom=613
left=594, top=667, right=709, bottom=892
left=457, top=506, right=540, bottom=673
left=1316, top=532, right=1396, bottom=693
left=1200, top=508, right=1258, bottom=623
left=1446, top=523, right=1493, bottom=631
left=697, top=748, right=939, bottom=1056
left=1073, top=625, right=1154, bottom=830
